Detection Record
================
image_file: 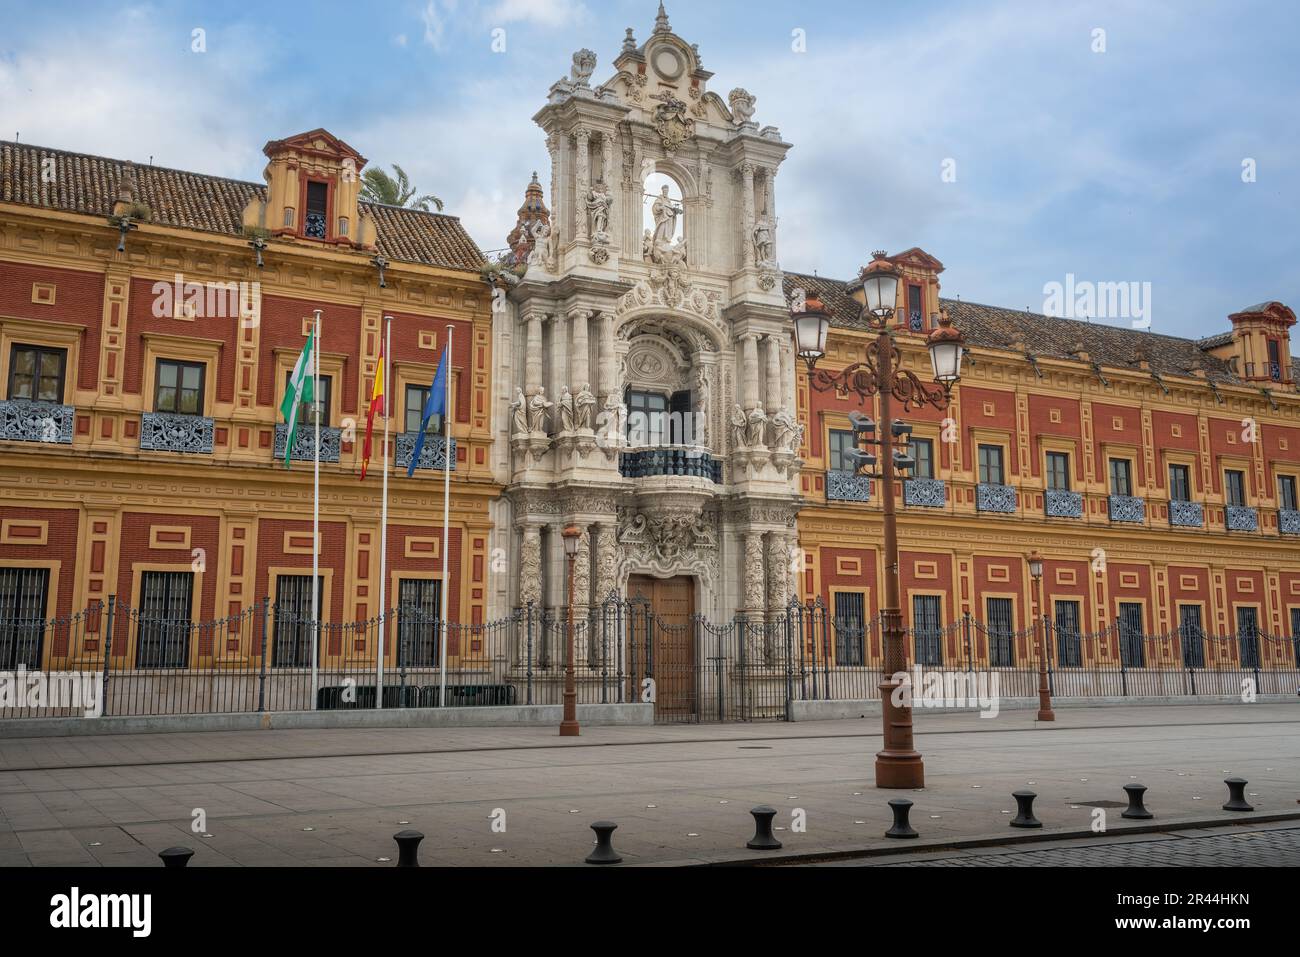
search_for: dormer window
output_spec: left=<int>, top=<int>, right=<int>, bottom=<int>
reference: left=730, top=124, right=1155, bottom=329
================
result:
left=304, top=181, right=329, bottom=239
left=908, top=285, right=924, bottom=331
left=1268, top=339, right=1282, bottom=381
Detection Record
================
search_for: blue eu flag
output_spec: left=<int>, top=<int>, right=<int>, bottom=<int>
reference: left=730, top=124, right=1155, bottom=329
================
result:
left=407, top=347, right=448, bottom=478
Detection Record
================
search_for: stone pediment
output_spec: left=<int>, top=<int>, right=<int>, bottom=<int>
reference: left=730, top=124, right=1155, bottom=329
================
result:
left=262, top=129, right=367, bottom=168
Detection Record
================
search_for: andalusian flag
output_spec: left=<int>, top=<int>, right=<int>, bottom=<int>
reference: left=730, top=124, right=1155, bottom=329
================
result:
left=279, top=327, right=315, bottom=468
left=360, top=339, right=386, bottom=481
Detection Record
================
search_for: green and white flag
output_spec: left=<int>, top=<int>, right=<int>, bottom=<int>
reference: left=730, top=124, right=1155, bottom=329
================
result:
left=280, top=327, right=316, bottom=468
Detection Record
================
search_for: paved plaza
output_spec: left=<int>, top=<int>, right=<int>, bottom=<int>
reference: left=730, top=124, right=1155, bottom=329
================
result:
left=0, top=703, right=1296, bottom=867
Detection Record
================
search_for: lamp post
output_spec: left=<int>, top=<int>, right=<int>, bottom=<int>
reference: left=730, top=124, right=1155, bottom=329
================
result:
left=793, top=252, right=964, bottom=789
left=560, top=526, right=582, bottom=737
left=1028, top=550, right=1055, bottom=721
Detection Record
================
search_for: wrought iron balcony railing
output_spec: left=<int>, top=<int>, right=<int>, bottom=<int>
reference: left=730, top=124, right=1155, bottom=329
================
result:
left=1280, top=510, right=1300, bottom=536
left=140, top=413, right=215, bottom=455
left=397, top=434, right=457, bottom=473
left=826, top=470, right=872, bottom=503
left=620, top=447, right=720, bottom=483
left=904, top=477, right=946, bottom=508
left=1044, top=489, right=1083, bottom=518
left=274, top=425, right=343, bottom=464
left=1108, top=495, right=1146, bottom=524
left=1226, top=505, right=1259, bottom=533
left=304, top=211, right=327, bottom=239
left=976, top=484, right=1018, bottom=514
left=0, top=399, right=74, bottom=445
left=1168, top=500, right=1204, bottom=528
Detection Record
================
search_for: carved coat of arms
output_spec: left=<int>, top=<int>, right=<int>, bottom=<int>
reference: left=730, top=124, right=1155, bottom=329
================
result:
left=650, top=91, right=696, bottom=154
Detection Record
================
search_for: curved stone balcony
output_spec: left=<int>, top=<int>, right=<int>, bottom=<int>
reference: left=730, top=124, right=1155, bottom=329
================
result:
left=0, top=399, right=74, bottom=445
left=1168, top=500, right=1204, bottom=528
left=620, top=446, right=721, bottom=483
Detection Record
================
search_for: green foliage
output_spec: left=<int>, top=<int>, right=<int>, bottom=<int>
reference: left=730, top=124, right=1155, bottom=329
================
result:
left=360, top=164, right=443, bottom=212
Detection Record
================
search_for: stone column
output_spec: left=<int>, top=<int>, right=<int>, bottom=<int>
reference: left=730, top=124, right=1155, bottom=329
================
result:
left=598, top=312, right=617, bottom=400
left=601, top=134, right=616, bottom=247
left=570, top=309, right=591, bottom=394
left=766, top=168, right=778, bottom=264
left=519, top=524, right=544, bottom=609
left=572, top=525, right=592, bottom=666
left=741, top=335, right=761, bottom=411
left=764, top=335, right=783, bottom=414
left=549, top=312, right=568, bottom=410
left=742, top=532, right=766, bottom=613
left=740, top=163, right=756, bottom=268
left=524, top=312, right=544, bottom=396
left=766, top=532, right=791, bottom=618
left=594, top=521, right=620, bottom=607
left=574, top=127, right=591, bottom=244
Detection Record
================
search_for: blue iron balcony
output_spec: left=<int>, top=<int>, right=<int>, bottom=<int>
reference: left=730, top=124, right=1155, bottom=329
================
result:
left=0, top=399, right=74, bottom=445
left=1281, top=510, right=1300, bottom=536
left=140, top=413, right=215, bottom=455
left=274, top=424, right=342, bottom=464
left=976, top=484, right=1017, bottom=514
left=1226, top=505, right=1258, bottom=533
left=397, top=434, right=458, bottom=473
left=1168, top=500, right=1204, bottom=528
left=620, top=447, right=719, bottom=483
left=904, top=478, right=946, bottom=508
left=1108, top=495, right=1146, bottom=523
left=826, top=470, right=872, bottom=503
left=1044, top=489, right=1083, bottom=518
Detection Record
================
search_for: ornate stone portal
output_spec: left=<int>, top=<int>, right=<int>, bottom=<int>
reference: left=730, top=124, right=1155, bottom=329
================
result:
left=490, top=6, right=802, bottom=634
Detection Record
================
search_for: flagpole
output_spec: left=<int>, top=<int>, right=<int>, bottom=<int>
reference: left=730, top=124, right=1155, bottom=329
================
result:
left=377, top=316, right=392, bottom=710
left=311, top=309, right=322, bottom=711
left=439, top=326, right=453, bottom=709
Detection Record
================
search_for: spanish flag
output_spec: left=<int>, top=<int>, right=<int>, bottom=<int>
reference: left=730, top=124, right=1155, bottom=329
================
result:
left=360, top=340, right=386, bottom=481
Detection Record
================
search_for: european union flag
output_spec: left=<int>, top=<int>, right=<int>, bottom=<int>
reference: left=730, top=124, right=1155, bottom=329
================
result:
left=407, top=347, right=448, bottom=478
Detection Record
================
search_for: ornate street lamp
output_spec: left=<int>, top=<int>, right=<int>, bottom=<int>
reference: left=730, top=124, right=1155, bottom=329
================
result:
left=793, top=252, right=964, bottom=789
left=1028, top=550, right=1055, bottom=722
left=560, top=526, right=582, bottom=737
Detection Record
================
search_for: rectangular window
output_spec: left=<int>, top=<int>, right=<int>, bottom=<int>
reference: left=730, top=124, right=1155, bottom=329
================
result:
left=1225, top=470, right=1246, bottom=507
left=7, top=344, right=67, bottom=403
left=1118, top=602, right=1145, bottom=668
left=912, top=438, right=934, bottom=480
left=829, top=429, right=859, bottom=473
left=0, top=567, right=50, bottom=670
left=273, top=575, right=323, bottom=669
left=1169, top=464, right=1191, bottom=502
left=1179, top=605, right=1205, bottom=669
left=286, top=372, right=331, bottom=428
left=1280, top=475, right=1298, bottom=512
left=136, top=571, right=193, bottom=669
left=1291, top=608, right=1300, bottom=670
left=912, top=595, right=943, bottom=666
left=155, top=359, right=205, bottom=415
left=669, top=390, right=693, bottom=446
left=304, top=181, right=328, bottom=239
left=626, top=390, right=668, bottom=446
left=1054, top=600, right=1082, bottom=667
left=404, top=384, right=441, bottom=437
left=907, top=284, right=924, bottom=331
left=1268, top=339, right=1282, bottom=381
left=833, top=592, right=866, bottom=667
left=397, top=579, right=442, bottom=669
left=1109, top=458, right=1133, bottom=497
left=1046, top=452, right=1070, bottom=492
left=978, top=445, right=1005, bottom=486
left=1236, top=606, right=1260, bottom=669
left=986, top=597, right=1015, bottom=667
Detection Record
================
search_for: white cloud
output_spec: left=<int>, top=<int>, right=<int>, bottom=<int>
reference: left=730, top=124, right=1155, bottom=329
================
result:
left=485, top=0, right=586, bottom=27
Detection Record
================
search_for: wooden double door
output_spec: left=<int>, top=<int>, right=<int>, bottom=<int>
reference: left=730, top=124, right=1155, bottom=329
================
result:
left=628, top=576, right=697, bottom=721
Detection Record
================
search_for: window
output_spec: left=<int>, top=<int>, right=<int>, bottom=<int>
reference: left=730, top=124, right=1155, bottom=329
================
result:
left=1179, top=605, right=1205, bottom=669
left=626, top=390, right=668, bottom=446
left=136, top=571, right=193, bottom=669
left=1054, top=600, right=1082, bottom=667
left=1225, top=470, right=1246, bottom=507
left=1109, top=459, right=1133, bottom=497
left=0, top=567, right=49, bottom=670
left=986, top=597, right=1015, bottom=667
left=273, top=575, right=323, bottom=669
left=1291, top=608, right=1300, bottom=670
left=912, top=438, right=934, bottom=480
left=405, top=384, right=441, bottom=437
left=978, top=445, right=1005, bottom=486
left=1236, top=607, right=1260, bottom=669
left=911, top=595, right=943, bottom=666
left=1280, top=475, right=1298, bottom=512
left=1118, top=603, right=1145, bottom=668
left=1268, top=339, right=1282, bottom=381
left=286, top=372, right=331, bottom=428
left=304, top=181, right=328, bottom=239
left=668, top=390, right=693, bottom=446
left=155, top=359, right=205, bottom=415
left=833, top=592, right=866, bottom=666
left=397, top=579, right=442, bottom=669
left=907, top=285, right=924, bottom=331
left=1169, top=464, right=1192, bottom=502
left=7, top=344, right=67, bottom=402
left=1046, top=452, right=1070, bottom=492
left=829, top=429, right=859, bottom=473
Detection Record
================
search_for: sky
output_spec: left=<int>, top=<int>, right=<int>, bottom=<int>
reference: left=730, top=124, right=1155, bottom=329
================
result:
left=1, top=0, right=1296, bottom=349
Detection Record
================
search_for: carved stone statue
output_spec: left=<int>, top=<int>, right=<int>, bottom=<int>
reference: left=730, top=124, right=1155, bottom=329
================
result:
left=601, top=392, right=627, bottom=448
left=752, top=218, right=774, bottom=266
left=571, top=49, right=597, bottom=86
left=528, top=220, right=554, bottom=271
left=730, top=405, right=748, bottom=450
left=510, top=389, right=529, bottom=438
left=575, top=385, right=597, bottom=432
left=558, top=388, right=577, bottom=433
left=745, top=407, right=768, bottom=448
left=651, top=185, right=681, bottom=248
left=587, top=181, right=612, bottom=239
left=769, top=408, right=797, bottom=452
left=527, top=389, right=553, bottom=434
left=729, top=88, right=757, bottom=125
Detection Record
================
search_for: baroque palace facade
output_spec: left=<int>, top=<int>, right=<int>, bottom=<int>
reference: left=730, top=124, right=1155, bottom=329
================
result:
left=1, top=4, right=1298, bottom=688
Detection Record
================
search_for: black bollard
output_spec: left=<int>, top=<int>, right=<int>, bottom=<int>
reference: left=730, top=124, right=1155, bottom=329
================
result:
left=158, top=847, right=194, bottom=868
left=885, top=799, right=918, bottom=839
left=1010, top=791, right=1042, bottom=829
left=586, top=822, right=623, bottom=865
left=1122, top=784, right=1153, bottom=820
left=393, top=830, right=425, bottom=867
left=747, top=806, right=783, bottom=850
left=1222, top=778, right=1254, bottom=812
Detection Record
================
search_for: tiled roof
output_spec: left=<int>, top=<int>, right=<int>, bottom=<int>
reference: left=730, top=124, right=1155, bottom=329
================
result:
left=785, top=270, right=1243, bottom=386
left=0, top=141, right=485, bottom=272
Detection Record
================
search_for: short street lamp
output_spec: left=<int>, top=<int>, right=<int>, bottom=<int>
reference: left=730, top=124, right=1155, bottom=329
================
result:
left=793, top=252, right=964, bottom=789
left=1028, top=550, right=1056, bottom=722
left=560, top=525, right=582, bottom=737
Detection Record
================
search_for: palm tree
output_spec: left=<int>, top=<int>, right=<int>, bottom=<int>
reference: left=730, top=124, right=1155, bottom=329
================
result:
left=360, top=164, right=443, bottom=212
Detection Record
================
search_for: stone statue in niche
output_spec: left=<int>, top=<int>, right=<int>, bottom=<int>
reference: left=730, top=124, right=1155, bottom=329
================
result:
left=527, top=389, right=554, bottom=435
left=511, top=389, right=529, bottom=438
left=575, top=385, right=597, bottom=432
left=651, top=185, right=682, bottom=247
left=769, top=408, right=798, bottom=452
left=602, top=392, right=628, bottom=448
left=729, top=88, right=757, bottom=125
left=587, top=181, right=612, bottom=240
left=571, top=49, right=597, bottom=86
left=753, top=218, right=775, bottom=266
left=745, top=407, right=768, bottom=448
left=528, top=220, right=553, bottom=270
left=558, top=388, right=577, bottom=433
left=730, top=405, right=748, bottom=450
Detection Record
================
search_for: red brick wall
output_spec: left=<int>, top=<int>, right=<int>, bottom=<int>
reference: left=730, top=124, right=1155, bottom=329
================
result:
left=0, top=261, right=104, bottom=390
left=257, top=296, right=362, bottom=416
left=122, top=277, right=239, bottom=403
left=385, top=311, right=475, bottom=425
left=113, top=513, right=220, bottom=655
left=0, top=506, right=79, bottom=618
left=385, top=523, right=464, bottom=622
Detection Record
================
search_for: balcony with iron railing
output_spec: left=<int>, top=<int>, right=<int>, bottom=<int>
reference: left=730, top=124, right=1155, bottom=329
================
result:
left=140, top=413, right=215, bottom=455
left=1108, top=495, right=1146, bottom=524
left=397, top=434, right=457, bottom=473
left=976, top=484, right=1017, bottom=514
left=1281, top=510, right=1300, bottom=536
left=1168, top=500, right=1204, bottom=528
left=904, top=477, right=946, bottom=508
left=0, top=399, right=74, bottom=445
left=826, top=470, right=872, bottom=503
left=620, top=446, right=721, bottom=484
left=1226, top=505, right=1259, bottom=533
left=274, top=424, right=343, bottom=464
left=1044, top=489, right=1083, bottom=519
